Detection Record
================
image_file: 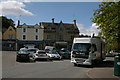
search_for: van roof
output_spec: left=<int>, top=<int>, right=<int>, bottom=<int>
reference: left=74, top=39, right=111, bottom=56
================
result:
left=73, top=37, right=101, bottom=43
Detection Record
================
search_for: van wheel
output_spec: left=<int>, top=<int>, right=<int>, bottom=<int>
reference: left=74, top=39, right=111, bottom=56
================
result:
left=91, top=60, right=96, bottom=67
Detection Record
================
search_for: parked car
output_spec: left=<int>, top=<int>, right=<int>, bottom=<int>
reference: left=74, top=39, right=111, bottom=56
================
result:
left=19, top=47, right=28, bottom=51
left=16, top=48, right=38, bottom=62
left=46, top=50, right=62, bottom=60
left=44, top=46, right=56, bottom=52
left=60, top=50, right=71, bottom=59
left=109, top=50, right=120, bottom=55
left=34, top=50, right=50, bottom=61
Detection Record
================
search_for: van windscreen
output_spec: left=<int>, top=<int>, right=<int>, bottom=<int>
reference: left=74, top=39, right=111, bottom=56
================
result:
left=72, top=43, right=91, bottom=53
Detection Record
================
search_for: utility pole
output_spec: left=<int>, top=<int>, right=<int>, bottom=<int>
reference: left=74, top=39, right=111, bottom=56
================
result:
left=16, top=15, right=21, bottom=51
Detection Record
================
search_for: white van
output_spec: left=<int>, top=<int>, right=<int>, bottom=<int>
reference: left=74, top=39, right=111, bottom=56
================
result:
left=71, top=37, right=105, bottom=66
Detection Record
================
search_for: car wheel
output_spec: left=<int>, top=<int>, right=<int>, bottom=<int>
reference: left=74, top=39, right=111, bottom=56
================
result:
left=46, top=58, right=49, bottom=61
left=16, top=59, right=20, bottom=62
left=29, top=57, right=35, bottom=62
left=91, top=60, right=96, bottom=67
left=74, top=63, right=78, bottom=67
left=16, top=57, right=21, bottom=62
left=48, top=56, right=53, bottom=61
left=59, top=57, right=62, bottom=60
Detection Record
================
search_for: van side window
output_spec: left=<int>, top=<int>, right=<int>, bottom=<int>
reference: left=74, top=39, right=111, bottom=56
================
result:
left=90, top=44, right=97, bottom=52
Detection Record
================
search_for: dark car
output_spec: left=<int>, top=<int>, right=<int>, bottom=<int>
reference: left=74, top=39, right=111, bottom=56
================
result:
left=16, top=48, right=38, bottom=62
left=60, top=49, right=71, bottom=59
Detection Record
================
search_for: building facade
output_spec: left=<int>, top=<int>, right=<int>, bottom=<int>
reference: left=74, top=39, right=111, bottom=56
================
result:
left=16, top=19, right=79, bottom=50
left=40, top=18, right=79, bottom=50
left=17, top=24, right=44, bottom=50
left=2, top=26, right=16, bottom=51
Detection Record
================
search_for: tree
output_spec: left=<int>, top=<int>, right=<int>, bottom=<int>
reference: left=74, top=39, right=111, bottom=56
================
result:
left=1, top=16, right=15, bottom=29
left=92, top=2, right=120, bottom=50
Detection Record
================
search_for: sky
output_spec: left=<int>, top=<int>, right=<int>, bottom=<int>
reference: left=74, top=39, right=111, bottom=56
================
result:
left=0, top=0, right=102, bottom=36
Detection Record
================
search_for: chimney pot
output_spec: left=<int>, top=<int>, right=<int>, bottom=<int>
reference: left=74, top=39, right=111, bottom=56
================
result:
left=17, top=20, right=20, bottom=27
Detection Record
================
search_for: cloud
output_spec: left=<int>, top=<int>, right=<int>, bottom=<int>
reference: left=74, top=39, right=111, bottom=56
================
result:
left=77, top=23, right=100, bottom=36
left=0, top=0, right=34, bottom=16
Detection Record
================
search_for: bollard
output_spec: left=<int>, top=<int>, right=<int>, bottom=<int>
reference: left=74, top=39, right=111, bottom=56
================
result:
left=114, top=55, right=120, bottom=76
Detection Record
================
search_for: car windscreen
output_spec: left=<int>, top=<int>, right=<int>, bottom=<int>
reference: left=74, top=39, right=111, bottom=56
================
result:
left=61, top=50, right=66, bottom=52
left=27, top=49, right=36, bottom=53
left=52, top=52, right=59, bottom=54
left=65, top=51, right=71, bottom=54
left=18, top=50, right=28, bottom=54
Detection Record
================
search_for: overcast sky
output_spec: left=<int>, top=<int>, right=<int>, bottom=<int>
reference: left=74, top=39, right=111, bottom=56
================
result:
left=1, top=0, right=103, bottom=36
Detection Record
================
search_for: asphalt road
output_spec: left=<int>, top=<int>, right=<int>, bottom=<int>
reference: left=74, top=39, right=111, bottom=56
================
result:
left=2, top=51, right=91, bottom=78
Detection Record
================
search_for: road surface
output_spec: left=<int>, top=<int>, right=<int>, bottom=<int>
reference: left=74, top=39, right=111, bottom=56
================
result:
left=2, top=51, right=91, bottom=78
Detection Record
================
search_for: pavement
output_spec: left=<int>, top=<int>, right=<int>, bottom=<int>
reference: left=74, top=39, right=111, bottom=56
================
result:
left=87, top=68, right=120, bottom=79
left=87, top=57, right=120, bottom=80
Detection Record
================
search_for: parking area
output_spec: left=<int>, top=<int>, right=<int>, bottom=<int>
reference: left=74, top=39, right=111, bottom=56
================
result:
left=2, top=51, right=120, bottom=79
left=2, top=51, right=90, bottom=78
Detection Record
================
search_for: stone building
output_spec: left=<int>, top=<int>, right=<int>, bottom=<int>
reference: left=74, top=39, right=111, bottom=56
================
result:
left=16, top=19, right=79, bottom=50
left=16, top=23, right=44, bottom=50
left=40, top=18, right=79, bottom=50
left=2, top=26, right=16, bottom=50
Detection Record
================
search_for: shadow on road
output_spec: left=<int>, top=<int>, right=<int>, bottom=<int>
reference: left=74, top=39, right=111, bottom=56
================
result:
left=94, top=60, right=114, bottom=68
left=76, top=60, right=114, bottom=68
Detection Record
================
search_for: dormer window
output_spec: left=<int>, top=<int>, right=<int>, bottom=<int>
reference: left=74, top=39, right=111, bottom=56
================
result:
left=23, top=28, right=26, bottom=33
left=9, top=29, right=12, bottom=31
left=47, top=27, right=51, bottom=30
left=35, top=29, right=39, bottom=33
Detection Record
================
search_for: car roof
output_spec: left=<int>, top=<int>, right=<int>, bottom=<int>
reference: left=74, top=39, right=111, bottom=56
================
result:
left=45, top=46, right=55, bottom=49
left=37, top=50, right=45, bottom=52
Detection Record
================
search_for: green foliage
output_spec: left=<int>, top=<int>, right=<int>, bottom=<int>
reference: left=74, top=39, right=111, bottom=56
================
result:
left=92, top=2, right=120, bottom=50
left=1, top=16, right=15, bottom=29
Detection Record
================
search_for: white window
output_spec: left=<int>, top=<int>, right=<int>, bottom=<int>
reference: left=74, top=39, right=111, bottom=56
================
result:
left=35, top=35, right=39, bottom=40
left=35, top=29, right=39, bottom=33
left=7, top=35, right=14, bottom=39
left=22, top=28, right=26, bottom=33
left=47, top=35, right=51, bottom=40
left=22, top=35, right=26, bottom=40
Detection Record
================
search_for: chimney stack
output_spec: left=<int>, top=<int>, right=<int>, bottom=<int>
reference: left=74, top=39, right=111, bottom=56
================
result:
left=17, top=20, right=20, bottom=27
left=73, top=20, right=76, bottom=26
left=52, top=18, right=54, bottom=24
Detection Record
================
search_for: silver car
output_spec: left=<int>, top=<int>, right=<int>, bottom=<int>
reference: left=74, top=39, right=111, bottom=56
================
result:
left=35, top=50, right=50, bottom=61
left=47, top=50, right=62, bottom=60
